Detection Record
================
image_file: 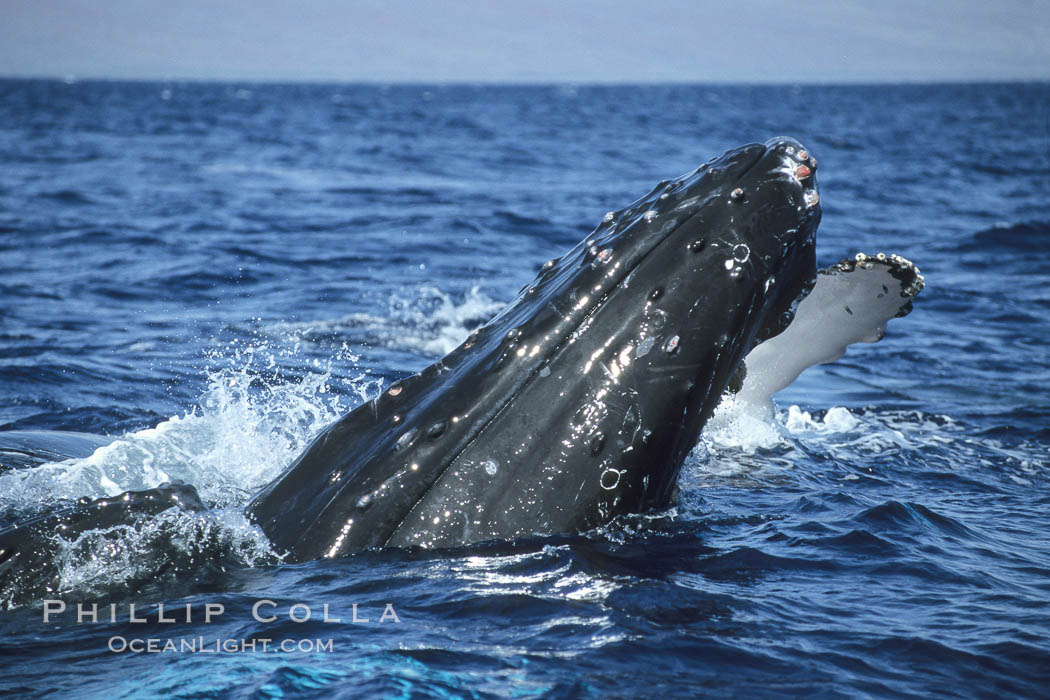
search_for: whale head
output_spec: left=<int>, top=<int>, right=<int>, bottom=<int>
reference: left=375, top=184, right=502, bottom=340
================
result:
left=248, top=137, right=821, bottom=557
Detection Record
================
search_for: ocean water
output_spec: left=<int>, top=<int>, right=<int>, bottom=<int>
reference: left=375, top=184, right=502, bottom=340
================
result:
left=0, top=79, right=1048, bottom=697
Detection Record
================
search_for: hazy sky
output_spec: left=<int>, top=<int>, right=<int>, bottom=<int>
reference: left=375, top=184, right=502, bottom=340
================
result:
left=2, top=0, right=1048, bottom=83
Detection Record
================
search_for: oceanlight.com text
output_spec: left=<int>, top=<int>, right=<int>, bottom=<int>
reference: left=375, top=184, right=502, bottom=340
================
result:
left=108, top=636, right=335, bottom=654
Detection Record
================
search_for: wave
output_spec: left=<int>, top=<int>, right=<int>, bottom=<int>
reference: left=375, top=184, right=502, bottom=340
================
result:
left=963, top=221, right=1050, bottom=252
left=35, top=189, right=97, bottom=206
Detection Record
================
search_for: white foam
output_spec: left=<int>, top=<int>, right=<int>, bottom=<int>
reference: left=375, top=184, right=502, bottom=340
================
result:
left=703, top=394, right=785, bottom=452
left=269, top=284, right=501, bottom=358
left=692, top=395, right=981, bottom=489
left=703, top=400, right=878, bottom=456
left=783, top=404, right=861, bottom=434
left=695, top=399, right=907, bottom=478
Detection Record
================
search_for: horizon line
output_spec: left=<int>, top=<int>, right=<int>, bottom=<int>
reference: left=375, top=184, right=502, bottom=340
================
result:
left=2, top=73, right=1048, bottom=89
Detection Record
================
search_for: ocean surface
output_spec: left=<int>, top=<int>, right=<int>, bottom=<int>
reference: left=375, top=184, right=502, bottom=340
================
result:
left=0, top=79, right=1048, bottom=698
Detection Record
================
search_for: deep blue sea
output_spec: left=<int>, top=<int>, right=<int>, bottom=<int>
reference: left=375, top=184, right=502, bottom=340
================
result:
left=0, top=80, right=1048, bottom=698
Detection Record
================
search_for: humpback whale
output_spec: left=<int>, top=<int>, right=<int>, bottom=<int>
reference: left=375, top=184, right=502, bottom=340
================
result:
left=246, top=136, right=822, bottom=558
left=0, top=137, right=926, bottom=599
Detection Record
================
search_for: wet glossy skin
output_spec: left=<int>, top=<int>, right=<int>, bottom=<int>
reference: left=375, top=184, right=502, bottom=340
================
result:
left=246, top=137, right=822, bottom=559
left=0, top=483, right=202, bottom=605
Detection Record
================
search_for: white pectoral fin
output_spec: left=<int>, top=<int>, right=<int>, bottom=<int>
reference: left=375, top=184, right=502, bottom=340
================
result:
left=732, top=252, right=925, bottom=412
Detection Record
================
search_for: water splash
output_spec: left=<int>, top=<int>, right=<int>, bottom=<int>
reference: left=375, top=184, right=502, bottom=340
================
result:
left=702, top=394, right=785, bottom=453
left=267, top=285, right=501, bottom=358
left=0, top=336, right=378, bottom=510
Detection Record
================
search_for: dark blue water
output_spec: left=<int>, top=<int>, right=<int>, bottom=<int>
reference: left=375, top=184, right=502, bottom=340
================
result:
left=1, top=80, right=1048, bottom=697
